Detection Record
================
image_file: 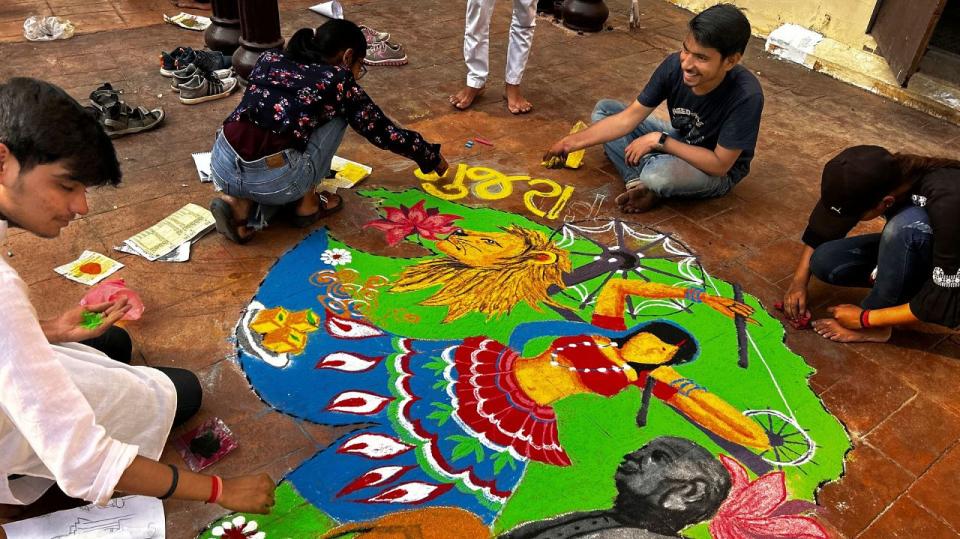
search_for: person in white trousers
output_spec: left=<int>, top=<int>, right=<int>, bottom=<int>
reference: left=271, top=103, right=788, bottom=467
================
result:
left=449, top=0, right=537, bottom=114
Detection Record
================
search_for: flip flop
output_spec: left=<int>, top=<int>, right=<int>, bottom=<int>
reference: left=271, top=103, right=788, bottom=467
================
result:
left=292, top=191, right=344, bottom=228
left=210, top=198, right=253, bottom=244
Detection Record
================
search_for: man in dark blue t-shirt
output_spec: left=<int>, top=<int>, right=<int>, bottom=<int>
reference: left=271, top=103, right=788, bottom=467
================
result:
left=544, top=4, right=764, bottom=213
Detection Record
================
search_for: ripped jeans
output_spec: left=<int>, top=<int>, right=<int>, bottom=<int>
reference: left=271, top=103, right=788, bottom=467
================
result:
left=809, top=206, right=933, bottom=309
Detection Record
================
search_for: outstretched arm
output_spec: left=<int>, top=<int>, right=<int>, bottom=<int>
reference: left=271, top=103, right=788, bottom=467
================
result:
left=594, top=278, right=755, bottom=322
left=543, top=100, right=654, bottom=164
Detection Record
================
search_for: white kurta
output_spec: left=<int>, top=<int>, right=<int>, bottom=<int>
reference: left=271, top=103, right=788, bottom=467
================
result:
left=464, top=0, right=538, bottom=88
left=0, top=220, right=177, bottom=505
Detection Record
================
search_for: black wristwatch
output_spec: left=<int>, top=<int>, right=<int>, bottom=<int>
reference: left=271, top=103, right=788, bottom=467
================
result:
left=655, top=131, right=669, bottom=151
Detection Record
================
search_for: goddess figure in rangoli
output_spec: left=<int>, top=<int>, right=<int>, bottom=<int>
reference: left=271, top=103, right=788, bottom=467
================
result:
left=282, top=227, right=769, bottom=524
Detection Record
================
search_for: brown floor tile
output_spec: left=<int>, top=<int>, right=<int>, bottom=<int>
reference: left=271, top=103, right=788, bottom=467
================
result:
left=909, top=442, right=960, bottom=530
left=817, top=443, right=915, bottom=536
left=859, top=495, right=958, bottom=539
left=743, top=237, right=809, bottom=285
left=818, top=357, right=915, bottom=438
left=866, top=396, right=960, bottom=476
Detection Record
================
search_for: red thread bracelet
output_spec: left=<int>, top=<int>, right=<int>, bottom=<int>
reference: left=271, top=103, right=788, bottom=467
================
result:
left=860, top=309, right=871, bottom=329
left=206, top=475, right=223, bottom=504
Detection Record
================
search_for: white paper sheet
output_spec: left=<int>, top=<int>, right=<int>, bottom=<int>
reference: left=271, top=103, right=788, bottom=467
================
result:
left=191, top=152, right=212, bottom=183
left=1, top=495, right=164, bottom=539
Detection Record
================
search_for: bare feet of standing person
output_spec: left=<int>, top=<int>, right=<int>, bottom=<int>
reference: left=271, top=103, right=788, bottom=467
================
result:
left=504, top=83, right=533, bottom=114
left=449, top=85, right=485, bottom=110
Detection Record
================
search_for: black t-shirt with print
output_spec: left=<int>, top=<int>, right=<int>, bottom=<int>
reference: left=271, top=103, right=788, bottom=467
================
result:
left=802, top=167, right=960, bottom=328
left=637, top=53, right=764, bottom=182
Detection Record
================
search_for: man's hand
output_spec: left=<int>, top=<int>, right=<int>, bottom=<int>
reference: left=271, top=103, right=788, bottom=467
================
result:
left=41, top=297, right=131, bottom=343
left=624, top=132, right=661, bottom=166
left=219, top=474, right=276, bottom=514
left=543, top=137, right=572, bottom=168
left=828, top=304, right=864, bottom=329
left=782, top=279, right=811, bottom=322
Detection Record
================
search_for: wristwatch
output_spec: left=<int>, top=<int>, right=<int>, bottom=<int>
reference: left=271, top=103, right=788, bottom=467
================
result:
left=654, top=132, right=669, bottom=152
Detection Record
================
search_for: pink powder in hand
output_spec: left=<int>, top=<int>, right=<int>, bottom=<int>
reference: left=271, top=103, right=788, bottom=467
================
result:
left=80, top=278, right=144, bottom=320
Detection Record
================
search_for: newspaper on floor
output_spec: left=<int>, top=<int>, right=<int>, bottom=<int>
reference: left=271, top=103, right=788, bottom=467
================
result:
left=54, top=250, right=124, bottom=285
left=319, top=155, right=372, bottom=192
left=163, top=12, right=211, bottom=31
left=192, top=151, right=212, bottom=182
left=1, top=495, right=164, bottom=539
left=116, top=203, right=215, bottom=262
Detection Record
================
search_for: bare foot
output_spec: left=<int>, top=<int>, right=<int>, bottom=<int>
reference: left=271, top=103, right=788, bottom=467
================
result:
left=615, top=183, right=659, bottom=213
left=504, top=83, right=533, bottom=114
left=219, top=195, right=255, bottom=241
left=811, top=319, right=893, bottom=343
left=449, top=86, right=485, bottom=110
left=174, top=0, right=211, bottom=9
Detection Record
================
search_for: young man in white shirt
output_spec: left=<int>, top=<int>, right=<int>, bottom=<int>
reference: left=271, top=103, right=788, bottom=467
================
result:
left=0, top=78, right=274, bottom=534
left=449, top=0, right=537, bottom=114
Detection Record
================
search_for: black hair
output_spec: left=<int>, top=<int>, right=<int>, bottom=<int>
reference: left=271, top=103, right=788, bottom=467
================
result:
left=285, top=19, right=367, bottom=66
left=0, top=78, right=120, bottom=187
left=688, top=3, right=751, bottom=58
left=614, top=320, right=699, bottom=367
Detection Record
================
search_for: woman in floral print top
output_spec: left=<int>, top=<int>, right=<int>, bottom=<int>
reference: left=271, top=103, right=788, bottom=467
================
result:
left=208, top=19, right=448, bottom=244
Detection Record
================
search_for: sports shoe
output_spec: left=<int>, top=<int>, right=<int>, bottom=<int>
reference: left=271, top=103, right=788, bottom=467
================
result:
left=359, top=24, right=389, bottom=45
left=178, top=73, right=238, bottom=105
left=160, top=48, right=231, bottom=76
left=170, top=63, right=233, bottom=92
left=160, top=47, right=193, bottom=77
left=363, top=40, right=407, bottom=66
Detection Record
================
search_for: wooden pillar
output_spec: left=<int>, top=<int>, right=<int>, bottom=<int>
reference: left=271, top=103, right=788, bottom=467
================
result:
left=204, top=0, right=241, bottom=54
left=232, top=0, right=285, bottom=82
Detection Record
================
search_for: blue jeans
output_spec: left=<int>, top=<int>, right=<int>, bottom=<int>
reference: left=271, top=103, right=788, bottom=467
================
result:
left=591, top=99, right=735, bottom=199
left=810, top=206, right=933, bottom=309
left=210, top=117, right=348, bottom=229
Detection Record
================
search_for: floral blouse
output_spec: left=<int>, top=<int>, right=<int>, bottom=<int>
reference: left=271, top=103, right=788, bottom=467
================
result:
left=226, top=51, right=442, bottom=172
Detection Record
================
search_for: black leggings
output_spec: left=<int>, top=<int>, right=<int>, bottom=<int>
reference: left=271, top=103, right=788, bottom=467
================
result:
left=81, top=327, right=202, bottom=428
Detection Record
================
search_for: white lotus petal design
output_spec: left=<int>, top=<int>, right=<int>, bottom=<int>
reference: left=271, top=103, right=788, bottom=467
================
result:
left=326, top=390, right=393, bottom=415
left=326, top=316, right=384, bottom=339
left=315, top=352, right=381, bottom=372
left=365, top=481, right=450, bottom=504
left=339, top=433, right=414, bottom=459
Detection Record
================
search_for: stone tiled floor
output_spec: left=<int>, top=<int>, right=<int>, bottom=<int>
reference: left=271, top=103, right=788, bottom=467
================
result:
left=2, top=0, right=960, bottom=537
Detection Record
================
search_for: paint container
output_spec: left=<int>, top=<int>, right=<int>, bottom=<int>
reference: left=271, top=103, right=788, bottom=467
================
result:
left=173, top=417, right=239, bottom=472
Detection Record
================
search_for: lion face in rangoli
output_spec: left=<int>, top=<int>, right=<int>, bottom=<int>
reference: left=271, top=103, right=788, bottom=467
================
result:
left=390, top=225, right=572, bottom=322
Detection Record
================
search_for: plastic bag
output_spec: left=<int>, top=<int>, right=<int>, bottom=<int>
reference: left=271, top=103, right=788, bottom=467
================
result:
left=80, top=278, right=145, bottom=321
left=23, top=16, right=75, bottom=41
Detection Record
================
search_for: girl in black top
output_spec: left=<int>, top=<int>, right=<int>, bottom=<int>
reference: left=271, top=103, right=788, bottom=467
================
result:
left=783, top=145, right=960, bottom=342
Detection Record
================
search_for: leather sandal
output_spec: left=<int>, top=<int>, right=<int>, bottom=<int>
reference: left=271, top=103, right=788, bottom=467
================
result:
left=292, top=191, right=343, bottom=228
left=210, top=198, right=253, bottom=244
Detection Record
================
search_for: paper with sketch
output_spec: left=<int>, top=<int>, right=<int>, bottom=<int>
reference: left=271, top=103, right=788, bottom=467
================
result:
left=54, top=251, right=124, bottom=285
left=191, top=152, right=212, bottom=183
left=1, top=495, right=164, bottom=539
left=118, top=203, right=214, bottom=261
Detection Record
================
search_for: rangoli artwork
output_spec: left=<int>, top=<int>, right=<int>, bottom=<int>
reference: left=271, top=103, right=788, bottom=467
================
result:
left=199, top=188, right=850, bottom=539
